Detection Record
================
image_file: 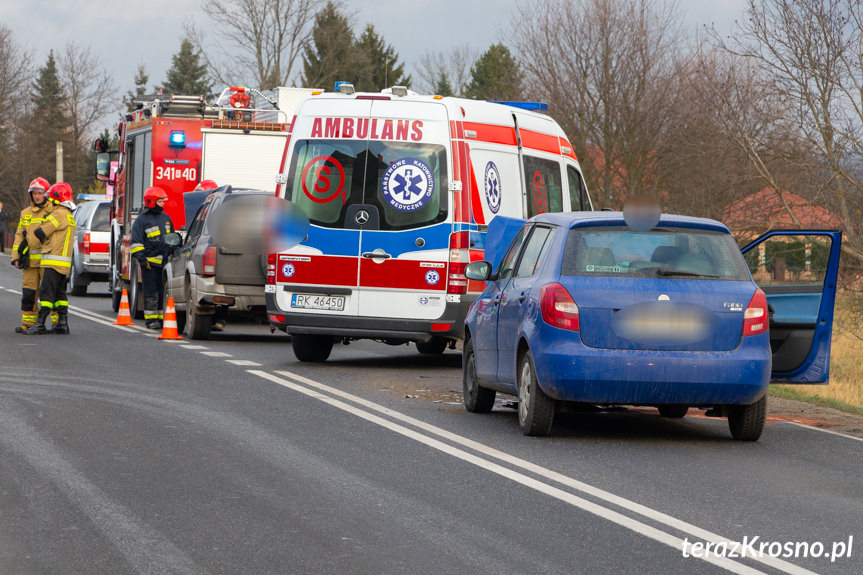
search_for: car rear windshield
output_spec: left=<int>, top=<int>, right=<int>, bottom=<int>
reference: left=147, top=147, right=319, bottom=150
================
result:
left=90, top=203, right=110, bottom=232
left=287, top=139, right=448, bottom=231
left=561, top=226, right=750, bottom=280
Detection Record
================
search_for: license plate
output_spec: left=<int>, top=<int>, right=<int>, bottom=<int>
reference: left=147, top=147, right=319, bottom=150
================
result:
left=291, top=293, right=346, bottom=311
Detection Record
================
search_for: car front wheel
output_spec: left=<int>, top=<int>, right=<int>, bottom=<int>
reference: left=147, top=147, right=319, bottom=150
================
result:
left=727, top=395, right=767, bottom=441
left=463, top=337, right=495, bottom=413
left=518, top=350, right=556, bottom=436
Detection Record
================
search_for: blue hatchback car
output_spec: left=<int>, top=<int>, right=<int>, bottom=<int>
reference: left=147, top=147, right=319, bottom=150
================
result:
left=462, top=212, right=842, bottom=440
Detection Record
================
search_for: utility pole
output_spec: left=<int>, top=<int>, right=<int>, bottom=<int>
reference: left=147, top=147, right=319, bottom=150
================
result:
left=56, top=141, right=64, bottom=184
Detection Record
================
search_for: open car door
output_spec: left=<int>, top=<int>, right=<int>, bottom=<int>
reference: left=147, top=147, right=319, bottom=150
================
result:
left=741, top=230, right=842, bottom=384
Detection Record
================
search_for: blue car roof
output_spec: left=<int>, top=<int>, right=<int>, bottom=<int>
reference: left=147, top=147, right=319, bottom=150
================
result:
left=530, top=211, right=732, bottom=234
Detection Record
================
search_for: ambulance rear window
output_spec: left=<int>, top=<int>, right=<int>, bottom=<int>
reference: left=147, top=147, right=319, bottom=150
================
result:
left=287, top=139, right=448, bottom=231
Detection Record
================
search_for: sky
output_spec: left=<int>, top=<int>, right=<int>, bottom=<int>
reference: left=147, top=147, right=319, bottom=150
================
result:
left=4, top=0, right=747, bottom=127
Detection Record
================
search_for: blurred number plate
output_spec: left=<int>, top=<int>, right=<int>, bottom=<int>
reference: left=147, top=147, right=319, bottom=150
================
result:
left=291, top=293, right=345, bottom=311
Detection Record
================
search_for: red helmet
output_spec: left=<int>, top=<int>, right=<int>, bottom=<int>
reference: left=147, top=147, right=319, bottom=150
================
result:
left=47, top=182, right=73, bottom=204
left=28, top=177, right=50, bottom=195
left=195, top=179, right=218, bottom=191
left=143, top=186, right=169, bottom=208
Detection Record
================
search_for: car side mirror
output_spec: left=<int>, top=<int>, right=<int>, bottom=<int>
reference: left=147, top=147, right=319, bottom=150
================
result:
left=164, top=232, right=182, bottom=247
left=465, top=260, right=493, bottom=281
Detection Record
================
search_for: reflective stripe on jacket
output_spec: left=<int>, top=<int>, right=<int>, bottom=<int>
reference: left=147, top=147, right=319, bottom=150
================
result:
left=35, top=205, right=75, bottom=275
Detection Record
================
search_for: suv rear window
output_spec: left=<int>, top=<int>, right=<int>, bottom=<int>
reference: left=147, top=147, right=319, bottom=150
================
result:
left=91, top=203, right=110, bottom=231
left=287, top=139, right=448, bottom=231
left=561, top=226, right=750, bottom=280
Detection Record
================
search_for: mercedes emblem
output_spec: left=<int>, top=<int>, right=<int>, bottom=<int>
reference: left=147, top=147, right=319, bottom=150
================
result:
left=355, top=210, right=370, bottom=225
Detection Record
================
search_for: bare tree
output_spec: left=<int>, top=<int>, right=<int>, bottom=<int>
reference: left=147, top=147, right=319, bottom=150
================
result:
left=512, top=0, right=685, bottom=209
left=189, top=0, right=327, bottom=89
left=414, top=44, right=478, bottom=96
left=721, top=0, right=863, bottom=260
left=0, top=25, right=34, bottom=212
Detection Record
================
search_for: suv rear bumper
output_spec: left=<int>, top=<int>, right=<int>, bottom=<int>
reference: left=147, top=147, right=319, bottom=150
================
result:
left=193, top=275, right=266, bottom=311
left=266, top=291, right=474, bottom=342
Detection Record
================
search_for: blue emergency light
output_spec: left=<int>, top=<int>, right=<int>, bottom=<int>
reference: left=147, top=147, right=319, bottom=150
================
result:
left=169, top=130, right=186, bottom=148
left=488, top=101, right=549, bottom=111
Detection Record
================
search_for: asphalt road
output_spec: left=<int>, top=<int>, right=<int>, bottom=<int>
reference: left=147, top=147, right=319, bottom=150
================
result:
left=0, top=255, right=860, bottom=575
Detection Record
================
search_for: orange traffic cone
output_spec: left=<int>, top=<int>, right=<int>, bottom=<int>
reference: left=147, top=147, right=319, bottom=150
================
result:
left=114, top=289, right=135, bottom=325
left=159, top=297, right=183, bottom=340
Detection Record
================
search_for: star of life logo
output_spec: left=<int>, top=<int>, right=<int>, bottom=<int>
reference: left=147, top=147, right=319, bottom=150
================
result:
left=484, top=161, right=502, bottom=213
left=425, top=270, right=440, bottom=285
left=381, top=158, right=435, bottom=212
left=282, top=262, right=295, bottom=278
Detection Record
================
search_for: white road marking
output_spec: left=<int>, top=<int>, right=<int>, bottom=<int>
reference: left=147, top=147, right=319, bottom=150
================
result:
left=783, top=421, right=863, bottom=442
left=180, top=345, right=209, bottom=350
left=200, top=351, right=232, bottom=357
left=261, top=369, right=822, bottom=575
left=226, top=360, right=261, bottom=366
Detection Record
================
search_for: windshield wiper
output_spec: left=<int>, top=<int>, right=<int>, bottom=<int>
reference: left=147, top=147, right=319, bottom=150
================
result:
left=655, top=267, right=719, bottom=278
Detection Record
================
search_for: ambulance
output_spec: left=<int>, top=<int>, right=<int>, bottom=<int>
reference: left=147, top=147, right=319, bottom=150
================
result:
left=266, top=85, right=592, bottom=362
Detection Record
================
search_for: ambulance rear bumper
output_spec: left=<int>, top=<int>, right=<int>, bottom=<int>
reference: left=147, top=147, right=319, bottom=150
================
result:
left=266, top=292, right=475, bottom=342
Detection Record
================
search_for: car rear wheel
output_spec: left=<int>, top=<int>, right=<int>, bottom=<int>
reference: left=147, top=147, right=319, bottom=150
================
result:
left=69, top=265, right=88, bottom=296
left=129, top=261, right=144, bottom=320
left=463, top=337, right=495, bottom=413
left=292, top=334, right=333, bottom=363
left=658, top=405, right=689, bottom=418
left=518, top=350, right=556, bottom=436
left=186, top=283, right=212, bottom=340
left=727, top=396, right=767, bottom=441
left=416, top=337, right=448, bottom=354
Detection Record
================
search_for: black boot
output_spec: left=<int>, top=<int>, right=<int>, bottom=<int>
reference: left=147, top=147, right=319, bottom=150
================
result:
left=53, top=309, right=70, bottom=334
left=22, top=309, right=49, bottom=335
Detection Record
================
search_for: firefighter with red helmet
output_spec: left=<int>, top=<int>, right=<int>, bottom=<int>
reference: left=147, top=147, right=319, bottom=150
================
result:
left=22, top=182, right=76, bottom=335
left=130, top=186, right=175, bottom=329
left=11, top=177, right=52, bottom=333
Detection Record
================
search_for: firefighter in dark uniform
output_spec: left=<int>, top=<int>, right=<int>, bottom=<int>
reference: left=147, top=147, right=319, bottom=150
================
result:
left=131, top=186, right=175, bottom=329
left=11, top=177, right=52, bottom=333
left=23, top=182, right=76, bottom=335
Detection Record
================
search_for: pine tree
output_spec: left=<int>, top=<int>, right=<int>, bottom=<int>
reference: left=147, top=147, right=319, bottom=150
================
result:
left=353, top=24, right=410, bottom=92
left=28, top=51, right=69, bottom=184
left=301, top=2, right=356, bottom=90
left=464, top=44, right=524, bottom=101
left=434, top=71, right=455, bottom=97
left=125, top=63, right=150, bottom=112
left=161, top=38, right=212, bottom=96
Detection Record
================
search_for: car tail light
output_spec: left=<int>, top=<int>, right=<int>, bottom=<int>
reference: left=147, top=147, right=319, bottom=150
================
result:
left=267, top=253, right=277, bottom=284
left=83, top=232, right=91, bottom=255
left=447, top=231, right=470, bottom=294
left=202, top=246, right=217, bottom=276
left=540, top=283, right=580, bottom=331
left=269, top=314, right=285, bottom=323
left=742, top=288, right=768, bottom=337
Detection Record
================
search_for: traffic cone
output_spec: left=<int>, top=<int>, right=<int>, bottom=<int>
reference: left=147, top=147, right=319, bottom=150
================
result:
left=159, top=297, right=183, bottom=340
left=114, top=289, right=135, bottom=325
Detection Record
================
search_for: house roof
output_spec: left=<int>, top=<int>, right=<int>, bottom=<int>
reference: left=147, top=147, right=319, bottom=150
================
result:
left=722, top=188, right=843, bottom=230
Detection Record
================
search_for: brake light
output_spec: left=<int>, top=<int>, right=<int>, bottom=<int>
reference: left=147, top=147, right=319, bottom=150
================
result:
left=83, top=232, right=91, bottom=255
left=540, top=283, right=580, bottom=331
left=447, top=231, right=470, bottom=294
left=742, top=288, right=769, bottom=337
left=267, top=253, right=277, bottom=284
left=202, top=246, right=217, bottom=276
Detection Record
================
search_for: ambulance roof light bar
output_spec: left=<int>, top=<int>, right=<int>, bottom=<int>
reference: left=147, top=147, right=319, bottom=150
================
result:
left=335, top=81, right=355, bottom=95
left=488, top=100, right=549, bottom=111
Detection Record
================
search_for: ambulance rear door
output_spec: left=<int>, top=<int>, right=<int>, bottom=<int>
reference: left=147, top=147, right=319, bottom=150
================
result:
left=356, top=99, right=452, bottom=320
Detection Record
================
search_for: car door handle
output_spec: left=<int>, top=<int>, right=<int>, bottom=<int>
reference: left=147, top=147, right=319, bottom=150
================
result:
left=362, top=250, right=392, bottom=259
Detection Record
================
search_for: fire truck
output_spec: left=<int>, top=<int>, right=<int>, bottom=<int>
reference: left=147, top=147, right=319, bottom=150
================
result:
left=94, top=86, right=312, bottom=316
